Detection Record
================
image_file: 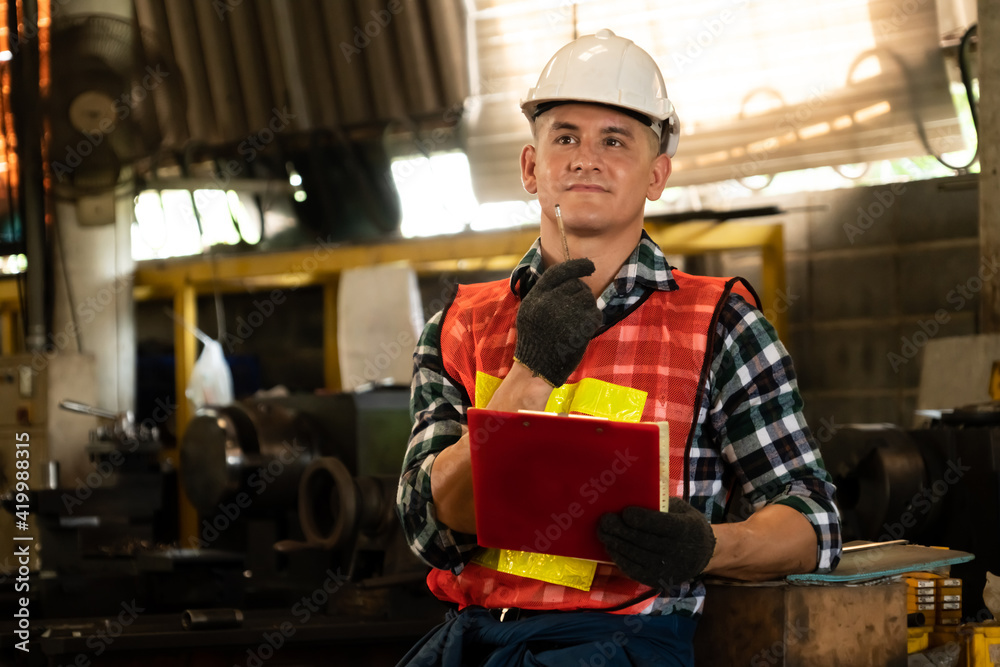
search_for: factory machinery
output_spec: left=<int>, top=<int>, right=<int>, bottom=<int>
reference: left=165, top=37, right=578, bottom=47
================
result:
left=819, top=404, right=1000, bottom=620
left=3, top=348, right=1000, bottom=665
left=0, top=369, right=442, bottom=666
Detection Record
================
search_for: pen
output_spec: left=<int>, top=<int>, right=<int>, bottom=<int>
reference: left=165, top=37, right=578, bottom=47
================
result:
left=555, top=204, right=571, bottom=262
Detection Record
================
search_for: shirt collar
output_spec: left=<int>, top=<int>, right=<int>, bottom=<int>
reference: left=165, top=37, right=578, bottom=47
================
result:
left=509, top=229, right=678, bottom=299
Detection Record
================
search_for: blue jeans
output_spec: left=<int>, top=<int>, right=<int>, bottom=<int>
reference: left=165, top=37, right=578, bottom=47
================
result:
left=396, top=607, right=697, bottom=667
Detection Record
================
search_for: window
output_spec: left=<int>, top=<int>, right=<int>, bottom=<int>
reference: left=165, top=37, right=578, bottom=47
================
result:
left=465, top=0, right=969, bottom=202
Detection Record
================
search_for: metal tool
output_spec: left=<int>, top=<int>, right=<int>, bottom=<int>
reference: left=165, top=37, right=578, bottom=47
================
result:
left=554, top=204, right=571, bottom=262
left=60, top=400, right=118, bottom=420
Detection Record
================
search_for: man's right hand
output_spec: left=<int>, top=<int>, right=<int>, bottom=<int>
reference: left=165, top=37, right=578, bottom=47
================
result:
left=513, top=258, right=602, bottom=387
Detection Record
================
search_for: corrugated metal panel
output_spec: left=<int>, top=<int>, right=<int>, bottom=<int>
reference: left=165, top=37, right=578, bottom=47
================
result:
left=254, top=0, right=292, bottom=130
left=192, top=0, right=247, bottom=143
left=291, top=0, right=339, bottom=129
left=321, top=1, right=374, bottom=126
left=395, top=0, right=443, bottom=115
left=427, top=0, right=469, bottom=107
left=225, top=0, right=273, bottom=135
left=161, top=0, right=217, bottom=144
left=271, top=0, right=315, bottom=131
left=137, top=0, right=468, bottom=152
left=133, top=0, right=189, bottom=147
left=355, top=0, right=407, bottom=121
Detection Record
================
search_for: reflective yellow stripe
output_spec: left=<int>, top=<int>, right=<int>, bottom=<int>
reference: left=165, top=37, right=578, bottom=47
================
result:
left=475, top=371, right=503, bottom=408
left=471, top=548, right=597, bottom=591
left=471, top=372, right=649, bottom=590
left=476, top=373, right=647, bottom=422
left=545, top=378, right=647, bottom=423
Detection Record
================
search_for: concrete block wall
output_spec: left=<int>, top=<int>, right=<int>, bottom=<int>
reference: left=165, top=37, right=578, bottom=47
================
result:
left=714, top=174, right=980, bottom=430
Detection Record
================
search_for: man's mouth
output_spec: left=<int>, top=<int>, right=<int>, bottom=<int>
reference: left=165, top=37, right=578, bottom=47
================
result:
left=566, top=184, right=607, bottom=192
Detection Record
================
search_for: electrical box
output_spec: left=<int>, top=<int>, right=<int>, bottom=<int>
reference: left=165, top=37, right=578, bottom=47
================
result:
left=0, top=353, right=97, bottom=572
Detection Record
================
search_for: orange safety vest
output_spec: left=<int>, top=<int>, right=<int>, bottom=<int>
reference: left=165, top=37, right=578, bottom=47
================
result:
left=430, top=270, right=758, bottom=613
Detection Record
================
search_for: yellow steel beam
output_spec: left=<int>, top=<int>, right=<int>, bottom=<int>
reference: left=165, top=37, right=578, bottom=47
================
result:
left=133, top=229, right=542, bottom=291
left=171, top=285, right=199, bottom=547
left=645, top=221, right=787, bottom=338
left=0, top=309, right=14, bottom=355
left=323, top=279, right=341, bottom=391
left=0, top=278, right=19, bottom=308
left=135, top=220, right=788, bottom=403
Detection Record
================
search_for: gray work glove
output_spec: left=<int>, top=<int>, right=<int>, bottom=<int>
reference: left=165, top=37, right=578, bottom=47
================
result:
left=597, top=498, right=717, bottom=589
left=514, top=258, right=602, bottom=387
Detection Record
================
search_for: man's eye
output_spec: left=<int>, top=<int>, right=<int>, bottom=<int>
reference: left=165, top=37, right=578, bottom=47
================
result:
left=606, top=137, right=623, bottom=147
left=556, top=135, right=575, bottom=145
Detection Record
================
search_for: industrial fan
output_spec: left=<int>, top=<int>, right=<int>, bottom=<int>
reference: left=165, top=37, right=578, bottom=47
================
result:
left=47, top=14, right=183, bottom=223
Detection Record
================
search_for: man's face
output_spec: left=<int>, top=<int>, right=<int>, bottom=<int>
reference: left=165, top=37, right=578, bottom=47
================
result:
left=520, top=103, right=671, bottom=237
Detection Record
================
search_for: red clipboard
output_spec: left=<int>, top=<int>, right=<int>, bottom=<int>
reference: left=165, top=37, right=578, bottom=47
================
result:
left=468, top=407, right=668, bottom=562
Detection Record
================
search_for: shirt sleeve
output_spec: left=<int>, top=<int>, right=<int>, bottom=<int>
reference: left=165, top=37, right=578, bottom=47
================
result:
left=395, top=309, right=481, bottom=572
left=707, top=294, right=842, bottom=573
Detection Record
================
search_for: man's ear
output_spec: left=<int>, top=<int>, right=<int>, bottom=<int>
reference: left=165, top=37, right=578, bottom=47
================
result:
left=646, top=153, right=672, bottom=201
left=520, top=144, right=538, bottom=195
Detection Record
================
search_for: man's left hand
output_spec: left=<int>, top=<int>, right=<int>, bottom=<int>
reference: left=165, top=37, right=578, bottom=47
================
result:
left=597, top=498, right=716, bottom=589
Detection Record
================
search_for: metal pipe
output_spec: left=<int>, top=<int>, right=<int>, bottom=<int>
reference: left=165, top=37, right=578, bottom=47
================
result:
left=12, top=0, right=46, bottom=352
left=979, top=0, right=1000, bottom=331
left=181, top=608, right=244, bottom=630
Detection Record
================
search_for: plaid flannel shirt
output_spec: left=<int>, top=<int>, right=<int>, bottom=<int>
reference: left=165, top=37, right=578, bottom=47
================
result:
left=397, top=230, right=841, bottom=615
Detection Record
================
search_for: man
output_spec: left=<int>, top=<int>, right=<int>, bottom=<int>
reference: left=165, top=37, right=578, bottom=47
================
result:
left=396, top=29, right=840, bottom=666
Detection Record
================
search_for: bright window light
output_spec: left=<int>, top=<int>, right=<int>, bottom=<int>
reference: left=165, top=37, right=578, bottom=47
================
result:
left=226, top=190, right=262, bottom=245
left=132, top=189, right=203, bottom=260
left=0, top=253, right=26, bottom=274
left=133, top=188, right=271, bottom=260
left=193, top=189, right=241, bottom=247
left=393, top=151, right=541, bottom=237
left=393, top=152, right=480, bottom=238
left=469, top=201, right=540, bottom=231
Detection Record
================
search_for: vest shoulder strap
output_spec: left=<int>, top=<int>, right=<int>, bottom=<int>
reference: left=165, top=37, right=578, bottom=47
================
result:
left=669, top=270, right=761, bottom=311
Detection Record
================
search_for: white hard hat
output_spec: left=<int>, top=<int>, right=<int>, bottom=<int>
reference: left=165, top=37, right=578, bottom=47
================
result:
left=521, top=29, right=680, bottom=158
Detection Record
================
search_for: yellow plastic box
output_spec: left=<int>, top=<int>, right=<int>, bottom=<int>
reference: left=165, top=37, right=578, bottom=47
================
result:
left=966, top=624, right=1000, bottom=667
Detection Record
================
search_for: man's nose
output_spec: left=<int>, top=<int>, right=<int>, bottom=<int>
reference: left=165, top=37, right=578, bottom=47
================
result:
left=571, top=142, right=601, bottom=171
